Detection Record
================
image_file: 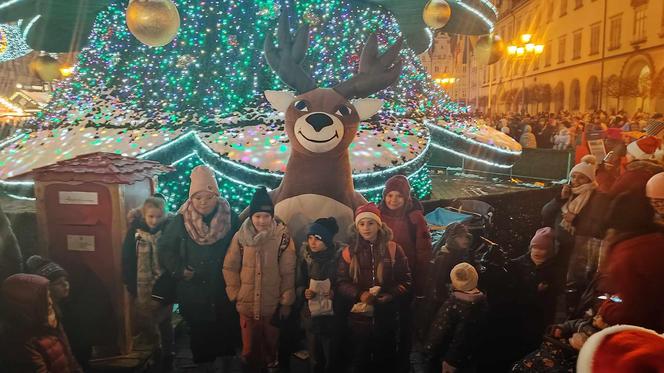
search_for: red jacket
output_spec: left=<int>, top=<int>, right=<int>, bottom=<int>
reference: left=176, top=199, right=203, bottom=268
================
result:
left=601, top=232, right=664, bottom=332
left=380, top=201, right=432, bottom=297
left=608, top=160, right=664, bottom=196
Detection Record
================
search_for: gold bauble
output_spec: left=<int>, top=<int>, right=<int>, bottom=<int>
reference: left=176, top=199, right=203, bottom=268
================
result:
left=126, top=0, right=180, bottom=47
left=475, top=34, right=504, bottom=65
left=29, top=55, right=62, bottom=82
left=423, top=0, right=451, bottom=30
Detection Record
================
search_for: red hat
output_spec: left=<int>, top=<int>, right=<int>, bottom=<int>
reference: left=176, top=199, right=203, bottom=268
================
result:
left=355, top=203, right=382, bottom=226
left=627, top=136, right=662, bottom=160
left=605, top=128, right=623, bottom=141
left=383, top=175, right=411, bottom=199
left=577, top=325, right=664, bottom=373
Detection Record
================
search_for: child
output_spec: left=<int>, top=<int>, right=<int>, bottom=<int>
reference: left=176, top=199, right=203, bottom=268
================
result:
left=296, top=217, right=343, bottom=373
left=379, top=175, right=433, bottom=373
left=223, top=186, right=296, bottom=373
left=121, top=195, right=175, bottom=365
left=512, top=308, right=609, bottom=372
left=26, top=255, right=70, bottom=306
left=0, top=274, right=83, bottom=372
left=337, top=203, right=412, bottom=373
left=424, top=262, right=488, bottom=373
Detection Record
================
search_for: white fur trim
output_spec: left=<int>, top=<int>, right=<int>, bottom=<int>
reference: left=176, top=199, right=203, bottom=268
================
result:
left=355, top=211, right=382, bottom=226
left=265, top=90, right=295, bottom=113
left=352, top=98, right=383, bottom=121
left=627, top=140, right=653, bottom=160
left=576, top=324, right=661, bottom=373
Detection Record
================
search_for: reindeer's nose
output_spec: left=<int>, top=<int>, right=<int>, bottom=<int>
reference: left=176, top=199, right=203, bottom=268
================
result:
left=306, top=113, right=334, bottom=132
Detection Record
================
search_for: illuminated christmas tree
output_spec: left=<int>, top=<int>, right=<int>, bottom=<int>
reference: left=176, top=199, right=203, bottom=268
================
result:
left=0, top=0, right=496, bottom=210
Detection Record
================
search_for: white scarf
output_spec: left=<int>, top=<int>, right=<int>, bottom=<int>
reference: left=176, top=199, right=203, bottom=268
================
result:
left=560, top=182, right=597, bottom=234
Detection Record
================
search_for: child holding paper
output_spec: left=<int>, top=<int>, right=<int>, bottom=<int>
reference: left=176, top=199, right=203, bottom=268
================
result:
left=296, top=217, right=343, bottom=373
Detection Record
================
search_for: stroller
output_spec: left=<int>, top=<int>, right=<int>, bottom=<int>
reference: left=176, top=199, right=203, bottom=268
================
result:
left=425, top=199, right=495, bottom=265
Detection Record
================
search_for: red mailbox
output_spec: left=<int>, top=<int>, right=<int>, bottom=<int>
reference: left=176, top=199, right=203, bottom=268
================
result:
left=32, top=152, right=172, bottom=355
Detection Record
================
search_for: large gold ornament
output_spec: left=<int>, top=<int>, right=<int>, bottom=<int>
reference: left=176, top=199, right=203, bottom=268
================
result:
left=423, top=0, right=451, bottom=30
left=29, top=55, right=62, bottom=82
left=126, top=0, right=180, bottom=47
left=475, top=34, right=504, bottom=65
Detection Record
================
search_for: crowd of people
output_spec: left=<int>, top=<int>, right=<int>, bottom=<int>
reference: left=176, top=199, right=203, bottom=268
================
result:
left=0, top=134, right=663, bottom=372
left=477, top=110, right=664, bottom=151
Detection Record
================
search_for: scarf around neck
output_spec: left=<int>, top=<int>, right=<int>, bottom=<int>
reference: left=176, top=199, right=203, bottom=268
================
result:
left=178, top=197, right=231, bottom=245
left=560, top=182, right=597, bottom=234
left=238, top=217, right=280, bottom=247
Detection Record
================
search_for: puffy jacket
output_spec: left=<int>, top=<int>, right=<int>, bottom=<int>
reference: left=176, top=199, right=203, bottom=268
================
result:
left=223, top=217, right=296, bottom=320
left=379, top=199, right=432, bottom=297
left=336, top=224, right=412, bottom=308
left=1, top=274, right=82, bottom=373
left=608, top=160, right=664, bottom=197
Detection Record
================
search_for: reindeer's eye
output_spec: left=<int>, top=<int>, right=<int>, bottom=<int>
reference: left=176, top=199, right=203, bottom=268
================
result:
left=335, top=105, right=352, bottom=117
left=294, top=100, right=309, bottom=112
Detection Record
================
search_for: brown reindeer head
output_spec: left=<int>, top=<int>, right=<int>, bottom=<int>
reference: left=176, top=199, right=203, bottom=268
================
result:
left=264, top=13, right=403, bottom=156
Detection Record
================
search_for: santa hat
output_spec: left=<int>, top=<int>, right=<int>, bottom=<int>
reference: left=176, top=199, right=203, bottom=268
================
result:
left=577, top=325, right=664, bottom=373
left=249, top=186, right=274, bottom=217
left=383, top=175, right=411, bottom=200
left=646, top=172, right=664, bottom=199
left=355, top=203, right=382, bottom=226
left=308, top=217, right=339, bottom=250
left=450, top=262, right=478, bottom=292
left=626, top=136, right=662, bottom=161
left=25, top=255, right=68, bottom=282
left=570, top=155, right=597, bottom=182
left=189, top=165, right=219, bottom=197
left=530, top=227, right=554, bottom=253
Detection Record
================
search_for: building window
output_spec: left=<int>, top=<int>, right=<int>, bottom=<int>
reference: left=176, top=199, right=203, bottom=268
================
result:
left=561, top=0, right=568, bottom=17
left=575, top=0, right=583, bottom=9
left=548, top=2, right=554, bottom=23
left=545, top=40, right=552, bottom=66
left=633, top=5, right=647, bottom=43
left=590, top=22, right=601, bottom=55
left=609, top=15, right=622, bottom=50
left=573, top=30, right=582, bottom=59
left=435, top=66, right=439, bottom=73
left=558, top=35, right=566, bottom=63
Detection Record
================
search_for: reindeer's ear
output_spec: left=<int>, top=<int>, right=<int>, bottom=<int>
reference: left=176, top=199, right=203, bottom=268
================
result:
left=352, top=98, right=383, bottom=121
left=265, top=90, right=295, bottom=113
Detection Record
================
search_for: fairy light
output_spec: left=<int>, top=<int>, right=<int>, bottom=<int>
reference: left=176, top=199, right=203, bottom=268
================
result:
left=22, top=15, right=41, bottom=39
left=432, top=142, right=513, bottom=169
left=0, top=23, right=32, bottom=62
left=456, top=1, right=494, bottom=32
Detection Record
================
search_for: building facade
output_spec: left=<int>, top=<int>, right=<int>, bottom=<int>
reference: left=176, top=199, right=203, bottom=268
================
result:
left=424, top=0, right=664, bottom=115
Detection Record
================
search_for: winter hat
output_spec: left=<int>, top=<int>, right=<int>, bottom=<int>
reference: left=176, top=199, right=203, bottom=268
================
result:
left=249, top=186, right=274, bottom=217
left=355, top=203, right=382, bottom=226
left=577, top=325, right=664, bottom=373
left=530, top=227, right=554, bottom=252
left=189, top=165, right=219, bottom=197
left=308, top=217, right=339, bottom=250
left=570, top=155, right=597, bottom=182
left=603, top=192, right=656, bottom=233
left=383, top=175, right=411, bottom=199
left=646, top=172, right=664, bottom=199
left=25, top=255, right=68, bottom=282
left=626, top=136, right=662, bottom=161
left=450, top=262, right=478, bottom=292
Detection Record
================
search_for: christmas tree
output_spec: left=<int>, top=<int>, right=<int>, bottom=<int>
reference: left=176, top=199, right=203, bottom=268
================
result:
left=0, top=0, right=467, bottom=210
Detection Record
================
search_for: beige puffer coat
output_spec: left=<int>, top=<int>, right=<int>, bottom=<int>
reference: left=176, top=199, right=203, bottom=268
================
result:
left=223, top=217, right=296, bottom=320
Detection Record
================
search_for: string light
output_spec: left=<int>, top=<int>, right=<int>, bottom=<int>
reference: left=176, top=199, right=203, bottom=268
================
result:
left=0, top=23, right=32, bottom=63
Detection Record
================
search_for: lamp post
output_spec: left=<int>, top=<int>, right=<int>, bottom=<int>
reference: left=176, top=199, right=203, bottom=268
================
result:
left=506, top=34, right=544, bottom=114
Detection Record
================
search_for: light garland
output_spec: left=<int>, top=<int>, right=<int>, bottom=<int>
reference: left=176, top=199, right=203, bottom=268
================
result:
left=432, top=142, right=512, bottom=168
left=0, top=23, right=32, bottom=63
left=456, top=1, right=494, bottom=32
left=425, top=120, right=522, bottom=156
left=22, top=15, right=41, bottom=39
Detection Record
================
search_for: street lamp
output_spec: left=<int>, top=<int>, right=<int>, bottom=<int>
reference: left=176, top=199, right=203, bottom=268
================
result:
left=506, top=33, right=544, bottom=113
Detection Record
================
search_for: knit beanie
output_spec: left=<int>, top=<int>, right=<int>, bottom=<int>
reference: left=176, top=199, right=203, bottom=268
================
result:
left=626, top=136, right=662, bottom=161
left=570, top=155, right=597, bottom=182
left=577, top=325, right=664, bottom=373
left=450, top=262, right=478, bottom=292
left=530, top=227, right=554, bottom=253
left=25, top=255, right=68, bottom=281
left=307, top=217, right=339, bottom=250
left=249, top=186, right=274, bottom=217
left=383, top=175, right=411, bottom=199
left=646, top=172, right=664, bottom=199
left=355, top=203, right=382, bottom=226
left=189, top=165, right=220, bottom=197
left=603, top=192, right=655, bottom=233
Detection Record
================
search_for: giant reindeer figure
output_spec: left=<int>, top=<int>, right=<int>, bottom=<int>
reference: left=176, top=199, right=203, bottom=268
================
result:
left=263, top=13, right=403, bottom=242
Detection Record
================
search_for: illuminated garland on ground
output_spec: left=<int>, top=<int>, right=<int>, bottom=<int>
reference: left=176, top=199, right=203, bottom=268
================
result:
left=0, top=23, right=32, bottom=63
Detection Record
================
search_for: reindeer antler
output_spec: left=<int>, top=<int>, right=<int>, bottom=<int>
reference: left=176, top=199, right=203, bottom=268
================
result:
left=264, top=12, right=318, bottom=94
left=333, top=34, right=404, bottom=99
